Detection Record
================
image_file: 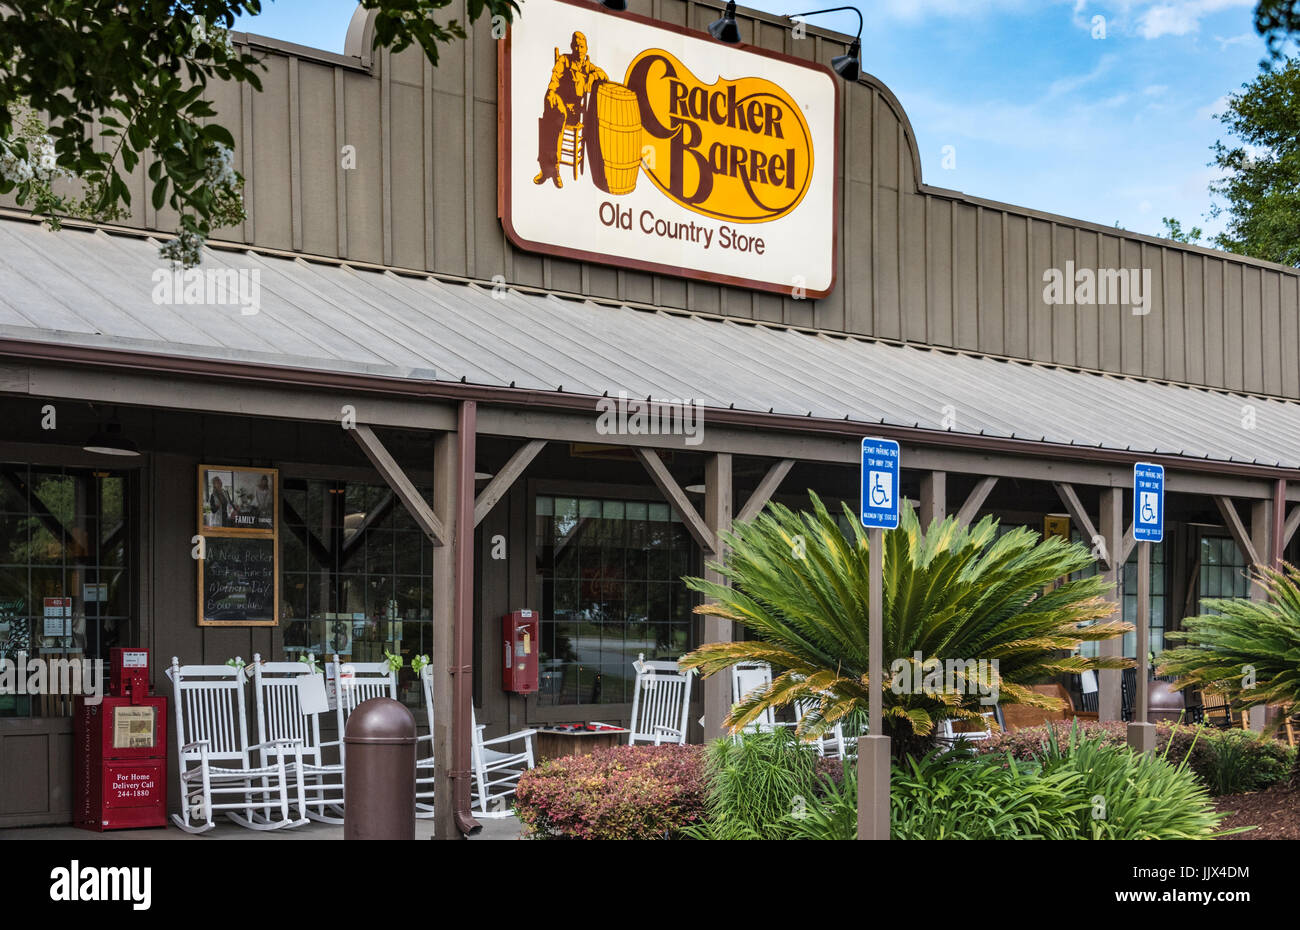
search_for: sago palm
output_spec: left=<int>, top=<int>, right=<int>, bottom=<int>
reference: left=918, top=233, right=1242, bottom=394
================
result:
left=1159, top=562, right=1300, bottom=784
left=680, top=492, right=1132, bottom=755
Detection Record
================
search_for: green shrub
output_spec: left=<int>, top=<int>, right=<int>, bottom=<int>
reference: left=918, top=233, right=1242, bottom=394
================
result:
left=793, top=729, right=1243, bottom=840
left=889, top=748, right=1086, bottom=840
left=980, top=719, right=1295, bottom=796
left=1163, top=726, right=1293, bottom=795
left=784, top=762, right=858, bottom=841
left=685, top=728, right=822, bottom=840
left=1037, top=723, right=1240, bottom=839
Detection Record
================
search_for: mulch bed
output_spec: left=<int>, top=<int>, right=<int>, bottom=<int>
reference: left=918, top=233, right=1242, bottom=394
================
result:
left=1214, top=784, right=1300, bottom=839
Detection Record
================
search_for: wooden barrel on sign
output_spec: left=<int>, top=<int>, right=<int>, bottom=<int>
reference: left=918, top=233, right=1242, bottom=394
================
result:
left=584, top=81, right=642, bottom=195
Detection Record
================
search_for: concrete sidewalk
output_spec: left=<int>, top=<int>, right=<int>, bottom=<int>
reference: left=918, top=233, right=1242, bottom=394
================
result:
left=0, top=815, right=521, bottom=840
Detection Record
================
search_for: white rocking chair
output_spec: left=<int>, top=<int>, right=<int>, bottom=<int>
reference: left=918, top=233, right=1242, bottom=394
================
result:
left=793, top=698, right=849, bottom=759
left=471, top=705, right=536, bottom=818
left=247, top=655, right=344, bottom=824
left=416, top=665, right=436, bottom=819
left=328, top=656, right=399, bottom=770
left=938, top=712, right=996, bottom=743
left=166, top=657, right=308, bottom=834
left=730, top=661, right=779, bottom=735
left=626, top=654, right=693, bottom=746
left=415, top=667, right=534, bottom=819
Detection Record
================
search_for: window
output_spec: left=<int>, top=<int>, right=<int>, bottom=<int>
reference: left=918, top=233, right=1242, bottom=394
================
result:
left=1197, top=536, right=1250, bottom=612
left=0, top=465, right=130, bottom=717
left=280, top=478, right=433, bottom=706
left=1072, top=534, right=1165, bottom=660
left=1121, top=542, right=1165, bottom=658
left=534, top=495, right=694, bottom=706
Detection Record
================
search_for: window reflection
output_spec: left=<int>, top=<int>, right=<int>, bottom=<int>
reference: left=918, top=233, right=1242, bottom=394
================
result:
left=534, top=495, right=694, bottom=707
left=280, top=478, right=432, bottom=708
left=0, top=465, right=129, bottom=717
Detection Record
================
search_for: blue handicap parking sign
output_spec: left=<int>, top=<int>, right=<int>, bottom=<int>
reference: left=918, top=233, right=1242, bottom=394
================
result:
left=1133, top=462, right=1164, bottom=543
left=861, top=438, right=901, bottom=530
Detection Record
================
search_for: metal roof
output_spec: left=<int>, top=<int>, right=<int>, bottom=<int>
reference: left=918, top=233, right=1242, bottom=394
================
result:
left=1, top=218, right=1299, bottom=468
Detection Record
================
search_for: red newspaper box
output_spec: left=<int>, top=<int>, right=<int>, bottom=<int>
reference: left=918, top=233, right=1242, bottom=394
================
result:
left=502, top=610, right=539, bottom=694
left=74, top=647, right=168, bottom=831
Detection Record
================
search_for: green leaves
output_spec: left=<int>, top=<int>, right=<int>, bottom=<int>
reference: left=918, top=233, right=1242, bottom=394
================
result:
left=1207, top=56, right=1300, bottom=266
left=1160, top=562, right=1300, bottom=711
left=1, top=0, right=510, bottom=265
left=680, top=492, right=1131, bottom=747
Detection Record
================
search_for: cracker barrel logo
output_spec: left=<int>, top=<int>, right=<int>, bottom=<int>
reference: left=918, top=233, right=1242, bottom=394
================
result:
left=531, top=32, right=813, bottom=223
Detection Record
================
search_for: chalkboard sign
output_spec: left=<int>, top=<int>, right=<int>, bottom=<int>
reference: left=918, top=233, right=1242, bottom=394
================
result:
left=198, top=536, right=278, bottom=626
left=197, top=465, right=279, bottom=627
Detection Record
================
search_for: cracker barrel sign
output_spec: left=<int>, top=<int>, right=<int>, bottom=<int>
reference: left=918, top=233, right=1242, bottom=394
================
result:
left=500, top=0, right=838, bottom=298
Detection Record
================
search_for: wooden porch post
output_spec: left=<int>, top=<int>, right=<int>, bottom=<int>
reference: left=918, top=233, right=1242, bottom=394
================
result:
left=1248, top=498, right=1273, bottom=733
left=920, top=471, right=946, bottom=527
left=1098, top=487, right=1123, bottom=722
left=431, top=407, right=480, bottom=839
left=702, top=453, right=733, bottom=741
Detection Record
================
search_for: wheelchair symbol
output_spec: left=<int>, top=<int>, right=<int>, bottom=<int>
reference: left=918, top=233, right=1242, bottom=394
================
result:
left=1139, top=492, right=1158, bottom=524
left=869, top=471, right=893, bottom=509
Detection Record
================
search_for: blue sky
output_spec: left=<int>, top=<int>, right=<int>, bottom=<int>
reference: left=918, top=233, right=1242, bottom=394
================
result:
left=234, top=0, right=1277, bottom=242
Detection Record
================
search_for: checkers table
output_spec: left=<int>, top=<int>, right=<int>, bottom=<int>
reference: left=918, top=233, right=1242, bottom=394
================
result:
left=533, top=724, right=631, bottom=763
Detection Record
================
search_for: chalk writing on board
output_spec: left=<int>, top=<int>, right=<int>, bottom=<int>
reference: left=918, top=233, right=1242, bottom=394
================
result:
left=202, top=537, right=275, bottom=622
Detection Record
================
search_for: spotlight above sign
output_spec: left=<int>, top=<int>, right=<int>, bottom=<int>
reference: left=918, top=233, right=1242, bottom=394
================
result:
left=499, top=0, right=839, bottom=299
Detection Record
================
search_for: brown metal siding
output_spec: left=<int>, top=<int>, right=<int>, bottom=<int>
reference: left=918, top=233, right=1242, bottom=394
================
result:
left=4, top=0, right=1300, bottom=398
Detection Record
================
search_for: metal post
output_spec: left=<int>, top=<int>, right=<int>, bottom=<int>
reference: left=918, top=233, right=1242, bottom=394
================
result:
left=1127, top=541, right=1155, bottom=752
left=857, top=525, right=890, bottom=840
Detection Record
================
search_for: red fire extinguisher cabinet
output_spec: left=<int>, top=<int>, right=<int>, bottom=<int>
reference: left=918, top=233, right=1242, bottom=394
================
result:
left=502, top=610, right=540, bottom=694
left=74, top=648, right=168, bottom=831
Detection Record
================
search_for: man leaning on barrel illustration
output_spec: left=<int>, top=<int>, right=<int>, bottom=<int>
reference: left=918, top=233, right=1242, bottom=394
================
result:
left=534, top=31, right=607, bottom=188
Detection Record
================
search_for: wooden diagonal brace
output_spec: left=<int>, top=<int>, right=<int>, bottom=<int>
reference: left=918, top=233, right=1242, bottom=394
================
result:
left=350, top=424, right=446, bottom=546
left=735, top=458, right=795, bottom=524
left=473, top=440, right=546, bottom=527
left=1215, top=496, right=1259, bottom=565
left=1053, top=482, right=1111, bottom=572
left=1283, top=505, right=1300, bottom=550
left=955, top=476, right=998, bottom=526
left=634, top=448, right=717, bottom=554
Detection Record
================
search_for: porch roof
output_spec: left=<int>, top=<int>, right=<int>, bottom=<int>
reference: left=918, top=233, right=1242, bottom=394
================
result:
left=1, top=215, right=1297, bottom=469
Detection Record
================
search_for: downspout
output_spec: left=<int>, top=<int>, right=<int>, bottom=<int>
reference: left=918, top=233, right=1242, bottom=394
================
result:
left=1273, top=478, right=1286, bottom=569
left=454, top=400, right=481, bottom=836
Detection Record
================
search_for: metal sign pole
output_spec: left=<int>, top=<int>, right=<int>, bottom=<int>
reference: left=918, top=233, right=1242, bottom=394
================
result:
left=857, top=437, right=897, bottom=841
left=1128, top=462, right=1161, bottom=753
left=857, top=525, right=890, bottom=840
left=1136, top=540, right=1151, bottom=725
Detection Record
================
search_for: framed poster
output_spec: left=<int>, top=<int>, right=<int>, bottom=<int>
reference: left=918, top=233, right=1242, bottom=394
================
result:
left=499, top=0, right=839, bottom=298
left=198, top=465, right=279, bottom=627
left=199, top=465, right=278, bottom=533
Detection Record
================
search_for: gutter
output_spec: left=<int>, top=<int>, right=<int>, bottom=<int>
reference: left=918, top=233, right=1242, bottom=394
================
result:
left=454, top=401, right=480, bottom=837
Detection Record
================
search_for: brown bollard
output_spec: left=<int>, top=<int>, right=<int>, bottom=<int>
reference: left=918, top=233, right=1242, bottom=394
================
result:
left=344, top=697, right=416, bottom=840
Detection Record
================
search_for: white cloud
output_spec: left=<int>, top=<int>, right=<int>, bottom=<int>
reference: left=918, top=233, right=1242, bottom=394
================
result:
left=1046, top=53, right=1117, bottom=97
left=1143, top=84, right=1169, bottom=95
left=1196, top=94, right=1230, bottom=120
left=1136, top=0, right=1253, bottom=40
left=1214, top=31, right=1259, bottom=48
